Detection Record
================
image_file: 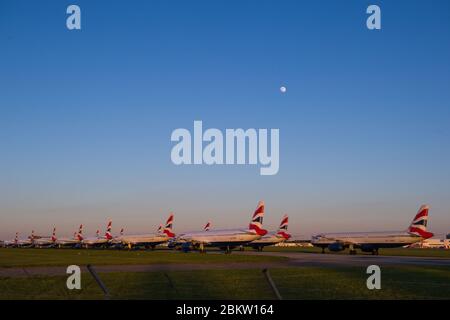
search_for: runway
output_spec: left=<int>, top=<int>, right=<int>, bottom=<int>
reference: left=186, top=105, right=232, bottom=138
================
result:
left=238, top=251, right=450, bottom=267
left=0, top=251, right=449, bottom=278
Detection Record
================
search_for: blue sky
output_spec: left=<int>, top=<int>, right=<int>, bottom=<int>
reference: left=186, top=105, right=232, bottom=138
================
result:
left=1, top=0, right=449, bottom=239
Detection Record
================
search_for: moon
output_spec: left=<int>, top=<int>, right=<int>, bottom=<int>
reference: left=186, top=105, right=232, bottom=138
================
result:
left=280, top=86, right=287, bottom=93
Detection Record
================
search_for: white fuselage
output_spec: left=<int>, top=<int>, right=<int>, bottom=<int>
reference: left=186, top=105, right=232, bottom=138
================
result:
left=250, top=232, right=286, bottom=246
left=32, top=238, right=56, bottom=247
left=82, top=237, right=109, bottom=247
left=2, top=241, right=13, bottom=247
left=55, top=238, right=81, bottom=247
left=179, top=229, right=262, bottom=247
left=311, top=231, right=423, bottom=248
left=117, top=234, right=170, bottom=246
left=13, top=239, right=33, bottom=248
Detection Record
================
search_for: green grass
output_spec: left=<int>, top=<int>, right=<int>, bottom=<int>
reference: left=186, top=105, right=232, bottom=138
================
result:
left=0, top=248, right=286, bottom=268
left=263, top=246, right=450, bottom=258
left=1, top=246, right=447, bottom=269
left=1, top=266, right=449, bottom=299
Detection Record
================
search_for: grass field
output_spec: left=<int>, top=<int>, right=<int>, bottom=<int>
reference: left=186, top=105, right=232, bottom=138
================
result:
left=1, top=247, right=449, bottom=269
left=262, top=246, right=450, bottom=258
left=0, top=248, right=287, bottom=268
left=1, top=266, right=449, bottom=299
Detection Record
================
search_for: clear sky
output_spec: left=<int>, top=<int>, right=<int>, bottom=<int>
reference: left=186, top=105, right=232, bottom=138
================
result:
left=1, top=0, right=449, bottom=239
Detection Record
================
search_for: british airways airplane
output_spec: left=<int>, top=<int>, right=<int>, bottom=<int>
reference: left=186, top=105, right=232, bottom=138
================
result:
left=109, top=228, right=125, bottom=248
left=248, top=215, right=291, bottom=251
left=116, top=213, right=175, bottom=249
left=177, top=201, right=268, bottom=254
left=81, top=221, right=114, bottom=248
left=311, top=205, right=434, bottom=255
left=3, top=232, right=33, bottom=248
left=55, top=225, right=84, bottom=248
left=32, top=227, right=57, bottom=248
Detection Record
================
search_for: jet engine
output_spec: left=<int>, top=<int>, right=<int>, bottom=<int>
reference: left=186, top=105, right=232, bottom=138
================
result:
left=360, top=244, right=376, bottom=252
left=328, top=242, right=345, bottom=252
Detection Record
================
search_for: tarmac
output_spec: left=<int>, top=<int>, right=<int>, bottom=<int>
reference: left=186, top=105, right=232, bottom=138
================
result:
left=240, top=251, right=450, bottom=267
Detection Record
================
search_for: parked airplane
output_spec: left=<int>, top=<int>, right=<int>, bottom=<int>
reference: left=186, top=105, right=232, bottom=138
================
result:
left=55, top=225, right=84, bottom=248
left=81, top=221, right=113, bottom=248
left=109, top=228, right=125, bottom=248
left=177, top=201, right=268, bottom=254
left=33, top=227, right=57, bottom=248
left=2, top=233, right=20, bottom=248
left=311, top=205, right=434, bottom=255
left=5, top=232, right=34, bottom=248
left=1, top=234, right=15, bottom=247
left=248, top=215, right=291, bottom=251
left=117, top=213, right=175, bottom=249
left=167, top=221, right=211, bottom=250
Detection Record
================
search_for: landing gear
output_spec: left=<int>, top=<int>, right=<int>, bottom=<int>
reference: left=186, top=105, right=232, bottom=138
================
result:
left=321, top=247, right=325, bottom=254
left=199, top=243, right=206, bottom=254
left=150, top=245, right=156, bottom=251
left=219, top=246, right=234, bottom=254
left=372, top=248, right=379, bottom=255
left=349, top=244, right=357, bottom=255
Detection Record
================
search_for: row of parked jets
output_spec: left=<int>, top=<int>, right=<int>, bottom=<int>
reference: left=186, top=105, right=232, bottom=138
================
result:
left=0, top=201, right=433, bottom=255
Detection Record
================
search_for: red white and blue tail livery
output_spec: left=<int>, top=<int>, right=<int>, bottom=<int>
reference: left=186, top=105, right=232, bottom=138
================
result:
left=312, top=205, right=434, bottom=255
left=33, top=227, right=58, bottom=248
left=3, top=232, right=33, bottom=248
left=408, top=205, right=433, bottom=239
left=82, top=220, right=113, bottom=248
left=177, top=201, right=268, bottom=254
left=249, top=201, right=268, bottom=236
left=117, top=213, right=176, bottom=249
left=55, top=224, right=84, bottom=248
left=105, top=221, right=113, bottom=240
left=51, top=228, right=57, bottom=242
left=77, top=225, right=84, bottom=241
left=163, top=213, right=175, bottom=238
left=276, top=215, right=291, bottom=240
left=249, top=214, right=291, bottom=251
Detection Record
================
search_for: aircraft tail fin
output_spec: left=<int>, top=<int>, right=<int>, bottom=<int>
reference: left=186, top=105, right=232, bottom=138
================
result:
left=408, top=205, right=433, bottom=239
left=163, top=213, right=175, bottom=238
left=249, top=201, right=268, bottom=236
left=51, top=227, right=57, bottom=242
left=105, top=221, right=113, bottom=240
left=276, top=215, right=291, bottom=239
left=77, top=224, right=84, bottom=241
left=204, top=221, right=211, bottom=231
